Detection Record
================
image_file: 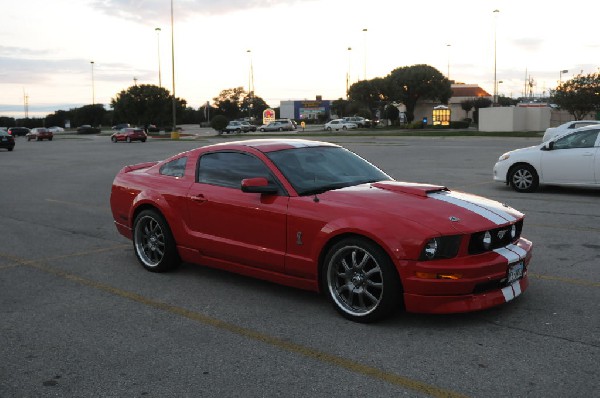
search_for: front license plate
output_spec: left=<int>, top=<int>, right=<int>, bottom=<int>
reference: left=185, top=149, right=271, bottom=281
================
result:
left=507, top=262, right=524, bottom=284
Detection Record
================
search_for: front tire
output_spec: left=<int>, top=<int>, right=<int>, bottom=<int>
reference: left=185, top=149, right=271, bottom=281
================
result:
left=111, top=136, right=117, bottom=143
left=509, top=164, right=539, bottom=193
left=322, top=237, right=401, bottom=323
left=133, top=210, right=180, bottom=272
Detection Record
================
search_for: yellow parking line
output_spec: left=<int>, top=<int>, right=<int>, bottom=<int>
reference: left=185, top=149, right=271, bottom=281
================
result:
left=3, top=250, right=468, bottom=398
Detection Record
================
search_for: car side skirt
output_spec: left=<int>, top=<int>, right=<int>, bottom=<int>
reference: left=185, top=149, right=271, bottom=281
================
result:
left=177, top=246, right=319, bottom=292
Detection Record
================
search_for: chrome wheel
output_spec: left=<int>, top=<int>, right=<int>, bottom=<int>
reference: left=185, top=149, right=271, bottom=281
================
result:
left=134, top=215, right=165, bottom=268
left=323, top=238, right=400, bottom=322
left=133, top=210, right=179, bottom=272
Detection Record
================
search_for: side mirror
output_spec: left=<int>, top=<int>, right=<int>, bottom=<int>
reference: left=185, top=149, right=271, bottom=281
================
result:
left=542, top=141, right=554, bottom=151
left=241, top=177, right=278, bottom=194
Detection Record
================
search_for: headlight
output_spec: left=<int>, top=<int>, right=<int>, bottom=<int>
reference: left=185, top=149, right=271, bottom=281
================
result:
left=511, top=224, right=516, bottom=239
left=498, top=153, right=510, bottom=161
left=420, top=236, right=462, bottom=261
left=482, top=231, right=492, bottom=250
left=423, top=239, right=438, bottom=259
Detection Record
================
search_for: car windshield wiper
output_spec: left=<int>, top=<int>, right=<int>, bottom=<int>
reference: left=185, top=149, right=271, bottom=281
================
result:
left=299, top=182, right=353, bottom=196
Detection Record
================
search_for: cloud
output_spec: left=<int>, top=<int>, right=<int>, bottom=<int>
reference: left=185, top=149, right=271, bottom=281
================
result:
left=89, top=0, right=310, bottom=23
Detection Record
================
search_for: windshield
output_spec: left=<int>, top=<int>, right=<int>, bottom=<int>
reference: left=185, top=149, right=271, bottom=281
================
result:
left=266, top=146, right=392, bottom=195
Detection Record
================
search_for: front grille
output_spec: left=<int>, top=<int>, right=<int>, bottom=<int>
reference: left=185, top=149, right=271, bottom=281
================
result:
left=468, top=220, right=523, bottom=255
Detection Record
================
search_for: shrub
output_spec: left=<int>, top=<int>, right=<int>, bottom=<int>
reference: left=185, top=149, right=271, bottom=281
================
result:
left=211, top=115, right=228, bottom=133
left=450, top=120, right=470, bottom=129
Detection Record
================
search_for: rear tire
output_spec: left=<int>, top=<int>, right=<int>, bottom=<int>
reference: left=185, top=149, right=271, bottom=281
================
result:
left=111, top=136, right=117, bottom=143
left=126, top=137, right=131, bottom=143
left=133, top=210, right=180, bottom=272
left=322, top=237, right=402, bottom=323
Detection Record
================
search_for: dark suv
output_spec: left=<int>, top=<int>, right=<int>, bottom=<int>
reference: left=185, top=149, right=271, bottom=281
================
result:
left=8, top=127, right=30, bottom=136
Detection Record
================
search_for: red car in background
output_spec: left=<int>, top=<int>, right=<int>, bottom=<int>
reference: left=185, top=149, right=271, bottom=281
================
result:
left=111, top=128, right=147, bottom=143
left=110, top=139, right=533, bottom=322
left=26, top=128, right=54, bottom=141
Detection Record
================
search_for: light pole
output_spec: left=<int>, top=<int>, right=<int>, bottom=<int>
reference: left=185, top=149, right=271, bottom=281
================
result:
left=493, top=9, right=500, bottom=105
left=559, top=69, right=568, bottom=86
left=90, top=61, right=95, bottom=105
left=446, top=44, right=451, bottom=80
left=362, top=28, right=367, bottom=80
left=346, top=46, right=352, bottom=98
left=155, top=27, right=162, bottom=87
left=170, top=0, right=176, bottom=132
left=247, top=49, right=254, bottom=118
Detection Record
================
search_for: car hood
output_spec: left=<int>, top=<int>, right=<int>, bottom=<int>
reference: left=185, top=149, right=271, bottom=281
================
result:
left=318, top=181, right=523, bottom=234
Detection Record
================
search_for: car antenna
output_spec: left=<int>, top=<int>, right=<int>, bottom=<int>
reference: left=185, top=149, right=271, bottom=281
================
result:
left=313, top=193, right=320, bottom=202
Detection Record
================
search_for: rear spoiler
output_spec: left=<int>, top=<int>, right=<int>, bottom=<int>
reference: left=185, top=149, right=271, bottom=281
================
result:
left=121, top=161, right=159, bottom=173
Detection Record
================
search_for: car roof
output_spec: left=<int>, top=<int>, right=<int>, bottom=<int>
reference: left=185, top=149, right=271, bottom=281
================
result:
left=204, top=139, right=339, bottom=153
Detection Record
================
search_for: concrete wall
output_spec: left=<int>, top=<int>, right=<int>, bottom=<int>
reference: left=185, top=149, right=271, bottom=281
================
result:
left=479, top=107, right=551, bottom=132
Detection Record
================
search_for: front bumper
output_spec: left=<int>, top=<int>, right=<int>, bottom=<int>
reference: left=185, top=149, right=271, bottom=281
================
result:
left=400, top=237, right=532, bottom=314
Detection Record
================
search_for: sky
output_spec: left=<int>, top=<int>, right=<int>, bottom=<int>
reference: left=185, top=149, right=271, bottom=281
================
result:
left=1, top=0, right=599, bottom=118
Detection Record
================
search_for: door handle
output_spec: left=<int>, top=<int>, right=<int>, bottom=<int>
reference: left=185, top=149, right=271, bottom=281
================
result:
left=190, top=194, right=207, bottom=203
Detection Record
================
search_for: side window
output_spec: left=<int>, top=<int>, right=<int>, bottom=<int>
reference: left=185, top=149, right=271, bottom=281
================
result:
left=197, top=151, right=275, bottom=189
left=160, top=157, right=187, bottom=177
left=554, top=129, right=600, bottom=150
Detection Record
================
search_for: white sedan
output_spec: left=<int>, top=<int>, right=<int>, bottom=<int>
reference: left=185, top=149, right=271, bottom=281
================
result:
left=542, top=120, right=600, bottom=142
left=324, top=119, right=357, bottom=131
left=494, top=125, right=600, bottom=192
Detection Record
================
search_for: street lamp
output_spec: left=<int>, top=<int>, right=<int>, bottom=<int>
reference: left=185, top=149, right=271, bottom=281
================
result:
left=90, top=61, right=95, bottom=105
left=362, top=28, right=367, bottom=80
left=170, top=0, right=176, bottom=132
left=446, top=44, right=451, bottom=80
left=559, top=69, right=568, bottom=86
left=247, top=49, right=254, bottom=118
left=155, top=27, right=162, bottom=87
left=346, top=46, right=352, bottom=98
left=493, top=9, right=500, bottom=105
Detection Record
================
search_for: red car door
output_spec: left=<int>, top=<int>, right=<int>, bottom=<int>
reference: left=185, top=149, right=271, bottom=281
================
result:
left=184, top=151, right=288, bottom=272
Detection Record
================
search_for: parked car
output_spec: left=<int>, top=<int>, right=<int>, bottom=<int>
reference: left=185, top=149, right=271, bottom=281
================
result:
left=26, top=128, right=54, bottom=141
left=343, top=116, right=372, bottom=127
left=240, top=121, right=257, bottom=132
left=223, top=121, right=246, bottom=134
left=47, top=126, right=65, bottom=133
left=111, top=128, right=147, bottom=143
left=77, top=125, right=101, bottom=134
left=275, top=118, right=297, bottom=129
left=0, top=130, right=15, bottom=151
left=324, top=119, right=358, bottom=131
left=8, top=127, right=30, bottom=136
left=145, top=124, right=160, bottom=133
left=542, top=120, right=600, bottom=142
left=258, top=120, right=295, bottom=132
left=110, top=138, right=532, bottom=322
left=494, top=125, right=600, bottom=192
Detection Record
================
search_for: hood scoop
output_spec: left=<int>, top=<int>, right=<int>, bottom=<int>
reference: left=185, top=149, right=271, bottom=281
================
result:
left=372, top=181, right=448, bottom=197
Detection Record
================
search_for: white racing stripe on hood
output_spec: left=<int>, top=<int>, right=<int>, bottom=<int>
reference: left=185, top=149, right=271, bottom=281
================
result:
left=506, top=244, right=527, bottom=259
left=428, top=191, right=516, bottom=225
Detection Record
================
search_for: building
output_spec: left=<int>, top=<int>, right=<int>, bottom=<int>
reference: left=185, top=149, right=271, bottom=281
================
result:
left=280, top=99, right=332, bottom=121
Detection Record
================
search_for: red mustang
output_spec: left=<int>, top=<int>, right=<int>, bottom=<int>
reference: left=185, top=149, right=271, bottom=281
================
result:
left=110, top=139, right=532, bottom=322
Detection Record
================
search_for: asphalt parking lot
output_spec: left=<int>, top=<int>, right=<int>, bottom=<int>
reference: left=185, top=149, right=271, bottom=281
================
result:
left=1, top=133, right=598, bottom=397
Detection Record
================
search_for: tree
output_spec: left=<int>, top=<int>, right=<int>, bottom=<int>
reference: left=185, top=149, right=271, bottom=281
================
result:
left=111, top=84, right=186, bottom=127
left=213, top=87, right=246, bottom=120
left=348, top=77, right=388, bottom=116
left=384, top=104, right=400, bottom=124
left=240, top=91, right=269, bottom=121
left=210, top=115, right=228, bottom=133
left=460, top=99, right=474, bottom=119
left=472, top=97, right=492, bottom=124
left=551, top=72, right=600, bottom=119
left=385, top=64, right=452, bottom=123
